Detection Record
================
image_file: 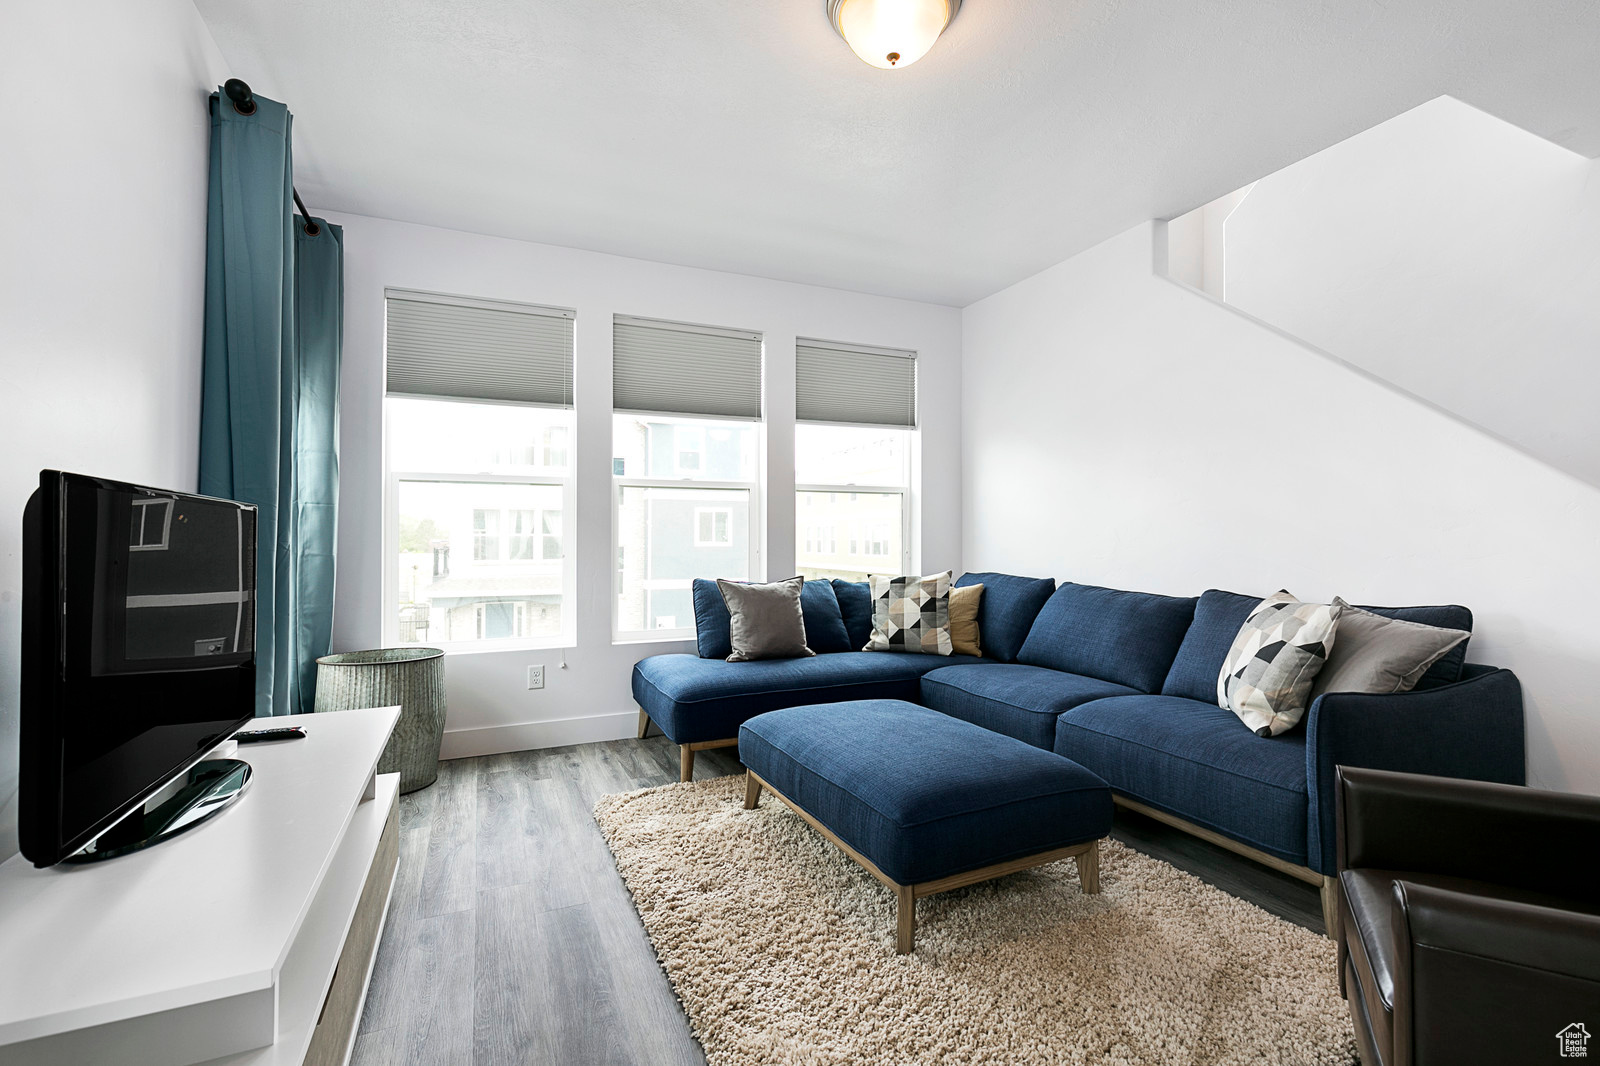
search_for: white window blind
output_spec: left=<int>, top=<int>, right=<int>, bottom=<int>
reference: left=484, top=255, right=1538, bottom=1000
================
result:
left=795, top=339, right=917, bottom=427
left=612, top=315, right=763, bottom=419
left=386, top=290, right=575, bottom=407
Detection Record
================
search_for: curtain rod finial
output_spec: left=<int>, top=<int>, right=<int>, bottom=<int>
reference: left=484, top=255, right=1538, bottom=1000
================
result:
left=223, top=78, right=256, bottom=116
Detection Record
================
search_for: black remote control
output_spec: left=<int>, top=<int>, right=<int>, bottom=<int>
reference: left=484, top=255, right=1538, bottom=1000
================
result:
left=235, top=726, right=307, bottom=743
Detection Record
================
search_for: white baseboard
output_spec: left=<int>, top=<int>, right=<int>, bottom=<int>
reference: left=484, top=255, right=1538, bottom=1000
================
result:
left=438, top=710, right=639, bottom=760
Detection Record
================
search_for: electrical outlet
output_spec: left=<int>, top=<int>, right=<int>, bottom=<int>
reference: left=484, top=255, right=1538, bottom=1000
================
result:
left=527, top=665, right=545, bottom=690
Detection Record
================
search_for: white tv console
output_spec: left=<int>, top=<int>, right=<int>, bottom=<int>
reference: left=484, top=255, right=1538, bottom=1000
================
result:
left=0, top=706, right=401, bottom=1066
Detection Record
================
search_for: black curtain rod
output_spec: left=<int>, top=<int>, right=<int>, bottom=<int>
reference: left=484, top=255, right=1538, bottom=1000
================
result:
left=223, top=78, right=321, bottom=237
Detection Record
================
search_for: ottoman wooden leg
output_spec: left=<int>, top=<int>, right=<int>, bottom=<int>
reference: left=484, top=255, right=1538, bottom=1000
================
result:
left=636, top=708, right=652, bottom=739
left=680, top=745, right=695, bottom=782
left=1075, top=839, right=1101, bottom=894
left=744, top=773, right=763, bottom=809
left=895, top=885, right=916, bottom=954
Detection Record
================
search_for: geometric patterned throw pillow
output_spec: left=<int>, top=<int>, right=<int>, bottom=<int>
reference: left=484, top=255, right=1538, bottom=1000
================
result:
left=865, top=571, right=953, bottom=655
left=1218, top=591, right=1345, bottom=737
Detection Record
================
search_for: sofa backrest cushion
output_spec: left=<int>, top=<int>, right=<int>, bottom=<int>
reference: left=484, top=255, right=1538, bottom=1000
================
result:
left=1356, top=604, right=1473, bottom=686
left=1161, top=589, right=1264, bottom=702
left=798, top=579, right=854, bottom=653
left=694, top=577, right=853, bottom=658
left=831, top=579, right=874, bottom=651
left=693, top=578, right=733, bottom=659
left=1161, top=591, right=1476, bottom=700
left=954, top=572, right=1056, bottom=662
left=1018, top=583, right=1197, bottom=692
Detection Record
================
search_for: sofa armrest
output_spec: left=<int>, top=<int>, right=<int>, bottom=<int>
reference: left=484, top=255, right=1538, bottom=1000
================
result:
left=1392, top=881, right=1600, bottom=1065
left=1305, top=665, right=1525, bottom=874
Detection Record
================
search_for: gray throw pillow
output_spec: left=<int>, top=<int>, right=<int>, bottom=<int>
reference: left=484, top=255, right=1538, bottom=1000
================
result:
left=1310, top=598, right=1469, bottom=698
left=717, top=576, right=815, bottom=662
left=1219, top=591, right=1344, bottom=736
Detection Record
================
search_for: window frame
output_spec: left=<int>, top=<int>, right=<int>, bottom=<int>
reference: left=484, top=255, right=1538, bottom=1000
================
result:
left=383, top=403, right=577, bottom=654
left=611, top=413, right=764, bottom=643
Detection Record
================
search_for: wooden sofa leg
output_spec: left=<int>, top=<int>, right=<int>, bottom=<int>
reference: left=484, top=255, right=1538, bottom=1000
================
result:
left=636, top=708, right=651, bottom=740
left=743, top=773, right=762, bottom=809
left=1321, top=876, right=1340, bottom=940
left=679, top=745, right=695, bottom=783
left=1076, top=839, right=1101, bottom=894
left=895, top=885, right=916, bottom=954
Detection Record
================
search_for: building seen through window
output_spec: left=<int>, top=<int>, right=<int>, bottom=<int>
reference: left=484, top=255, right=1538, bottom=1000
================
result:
left=390, top=397, right=573, bottom=645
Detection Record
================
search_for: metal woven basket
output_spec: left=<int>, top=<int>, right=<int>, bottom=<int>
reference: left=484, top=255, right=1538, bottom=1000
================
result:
left=314, top=648, right=446, bottom=793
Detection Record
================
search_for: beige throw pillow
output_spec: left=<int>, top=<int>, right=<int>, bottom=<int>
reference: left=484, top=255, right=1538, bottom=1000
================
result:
left=948, top=583, right=983, bottom=657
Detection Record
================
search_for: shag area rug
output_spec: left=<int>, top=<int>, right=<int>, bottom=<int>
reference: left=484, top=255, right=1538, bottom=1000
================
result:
left=594, top=775, right=1357, bottom=1066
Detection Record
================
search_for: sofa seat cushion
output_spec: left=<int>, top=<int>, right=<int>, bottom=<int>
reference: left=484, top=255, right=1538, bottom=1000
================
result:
left=739, top=699, right=1112, bottom=885
left=1018, top=583, right=1197, bottom=693
left=633, top=651, right=988, bottom=745
left=1054, top=694, right=1310, bottom=864
left=920, top=664, right=1139, bottom=749
left=954, top=572, right=1056, bottom=663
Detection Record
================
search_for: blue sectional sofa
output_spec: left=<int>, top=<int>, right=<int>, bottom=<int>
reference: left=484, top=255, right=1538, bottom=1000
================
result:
left=632, top=572, right=1526, bottom=929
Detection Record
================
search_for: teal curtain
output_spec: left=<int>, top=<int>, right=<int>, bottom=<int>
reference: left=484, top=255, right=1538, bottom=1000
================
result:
left=200, top=89, right=343, bottom=717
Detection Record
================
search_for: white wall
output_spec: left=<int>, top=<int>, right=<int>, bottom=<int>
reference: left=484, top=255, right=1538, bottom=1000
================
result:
left=962, top=221, right=1600, bottom=795
left=324, top=212, right=963, bottom=759
left=0, top=1, right=230, bottom=859
left=1220, top=97, right=1600, bottom=489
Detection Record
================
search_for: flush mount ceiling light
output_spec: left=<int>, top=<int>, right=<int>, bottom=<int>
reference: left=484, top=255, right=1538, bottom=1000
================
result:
left=827, top=0, right=961, bottom=70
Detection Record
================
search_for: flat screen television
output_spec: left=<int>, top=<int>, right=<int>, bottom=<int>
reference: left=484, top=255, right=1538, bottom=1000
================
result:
left=20, top=471, right=258, bottom=868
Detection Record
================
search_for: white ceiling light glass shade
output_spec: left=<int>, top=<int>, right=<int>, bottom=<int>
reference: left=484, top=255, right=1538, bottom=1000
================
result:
left=827, top=0, right=961, bottom=70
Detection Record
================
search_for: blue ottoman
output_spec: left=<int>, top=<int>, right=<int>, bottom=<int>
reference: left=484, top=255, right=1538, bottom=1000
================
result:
left=739, top=699, right=1112, bottom=953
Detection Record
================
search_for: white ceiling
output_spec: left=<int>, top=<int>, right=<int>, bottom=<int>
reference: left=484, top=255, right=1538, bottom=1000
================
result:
left=193, top=0, right=1600, bottom=306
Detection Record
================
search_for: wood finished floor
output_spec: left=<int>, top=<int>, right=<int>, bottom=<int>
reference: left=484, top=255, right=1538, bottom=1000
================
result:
left=354, top=735, right=1323, bottom=1066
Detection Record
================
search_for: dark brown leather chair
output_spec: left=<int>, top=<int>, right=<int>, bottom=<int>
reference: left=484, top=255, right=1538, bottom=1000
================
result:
left=1334, top=766, right=1600, bottom=1066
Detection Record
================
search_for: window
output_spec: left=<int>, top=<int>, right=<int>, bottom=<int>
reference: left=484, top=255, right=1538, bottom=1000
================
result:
left=613, top=414, right=761, bottom=639
left=612, top=315, right=763, bottom=641
left=793, top=338, right=916, bottom=583
left=695, top=507, right=732, bottom=546
left=541, top=510, right=562, bottom=560
left=473, top=508, right=501, bottom=560
left=385, top=290, right=576, bottom=649
left=795, top=424, right=913, bottom=582
left=507, top=509, right=536, bottom=560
